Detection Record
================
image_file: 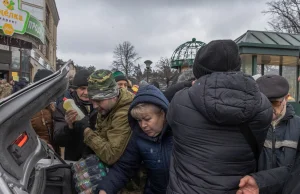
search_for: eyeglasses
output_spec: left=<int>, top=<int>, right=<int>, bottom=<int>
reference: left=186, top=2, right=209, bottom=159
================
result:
left=270, top=98, right=285, bottom=107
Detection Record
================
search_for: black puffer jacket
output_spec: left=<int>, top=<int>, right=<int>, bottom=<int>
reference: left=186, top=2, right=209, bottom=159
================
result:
left=166, top=72, right=273, bottom=194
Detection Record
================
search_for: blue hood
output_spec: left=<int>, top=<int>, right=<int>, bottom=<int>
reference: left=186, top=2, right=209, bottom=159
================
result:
left=128, top=85, right=169, bottom=141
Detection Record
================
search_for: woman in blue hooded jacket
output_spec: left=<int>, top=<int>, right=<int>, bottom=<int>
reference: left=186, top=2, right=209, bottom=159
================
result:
left=96, top=85, right=172, bottom=194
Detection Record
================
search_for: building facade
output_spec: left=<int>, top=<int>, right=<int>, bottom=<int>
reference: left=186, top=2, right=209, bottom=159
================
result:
left=0, top=0, right=59, bottom=82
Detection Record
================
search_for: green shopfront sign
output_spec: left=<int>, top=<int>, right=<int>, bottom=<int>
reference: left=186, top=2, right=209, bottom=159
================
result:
left=0, top=0, right=44, bottom=44
left=26, top=15, right=45, bottom=44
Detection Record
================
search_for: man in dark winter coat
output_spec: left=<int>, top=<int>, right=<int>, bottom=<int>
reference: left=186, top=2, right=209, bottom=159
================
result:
left=12, top=77, right=29, bottom=93
left=282, top=145, right=300, bottom=194
left=163, top=68, right=195, bottom=102
left=96, top=85, right=172, bottom=194
left=237, top=75, right=300, bottom=194
left=53, top=69, right=97, bottom=161
left=166, top=40, right=273, bottom=194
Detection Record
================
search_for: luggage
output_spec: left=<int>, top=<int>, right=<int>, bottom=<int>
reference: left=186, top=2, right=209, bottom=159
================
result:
left=43, top=164, right=76, bottom=194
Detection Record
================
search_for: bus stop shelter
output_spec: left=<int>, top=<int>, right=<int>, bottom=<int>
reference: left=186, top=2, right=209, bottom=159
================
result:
left=235, top=30, right=300, bottom=114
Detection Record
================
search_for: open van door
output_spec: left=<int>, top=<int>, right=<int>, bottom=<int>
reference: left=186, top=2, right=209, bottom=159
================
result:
left=0, top=61, right=72, bottom=194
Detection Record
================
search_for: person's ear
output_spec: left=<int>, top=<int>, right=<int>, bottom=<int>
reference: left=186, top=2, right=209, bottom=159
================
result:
left=192, top=80, right=196, bottom=85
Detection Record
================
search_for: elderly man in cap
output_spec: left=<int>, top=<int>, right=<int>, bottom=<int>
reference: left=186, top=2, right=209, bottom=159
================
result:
left=77, top=69, right=134, bottom=165
left=53, top=69, right=97, bottom=161
left=238, top=75, right=300, bottom=194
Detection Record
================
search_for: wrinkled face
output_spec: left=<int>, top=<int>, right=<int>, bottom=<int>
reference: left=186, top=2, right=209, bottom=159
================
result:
left=270, top=95, right=288, bottom=120
left=76, top=86, right=89, bottom=102
left=131, top=104, right=165, bottom=137
left=91, top=97, right=117, bottom=115
left=117, top=80, right=128, bottom=89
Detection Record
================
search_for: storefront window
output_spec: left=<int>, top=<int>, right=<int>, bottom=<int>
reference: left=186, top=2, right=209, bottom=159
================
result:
left=11, top=47, right=20, bottom=70
left=257, top=65, right=261, bottom=75
left=0, top=44, right=9, bottom=50
left=240, top=54, right=252, bottom=75
left=282, top=65, right=297, bottom=99
left=264, top=65, right=279, bottom=75
left=21, top=73, right=30, bottom=82
left=21, top=49, right=32, bottom=82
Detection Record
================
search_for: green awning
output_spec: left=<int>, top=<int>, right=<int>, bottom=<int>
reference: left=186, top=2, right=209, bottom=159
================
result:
left=235, top=30, right=300, bottom=57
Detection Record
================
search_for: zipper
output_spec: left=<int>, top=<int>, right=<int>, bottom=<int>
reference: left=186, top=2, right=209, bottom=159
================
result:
left=271, top=125, right=276, bottom=168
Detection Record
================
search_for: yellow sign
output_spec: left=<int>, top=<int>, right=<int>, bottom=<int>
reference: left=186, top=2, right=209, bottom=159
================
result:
left=3, top=0, right=15, bottom=10
left=0, top=0, right=29, bottom=36
left=12, top=75, right=19, bottom=81
left=11, top=71, right=18, bottom=76
left=3, top=23, right=13, bottom=35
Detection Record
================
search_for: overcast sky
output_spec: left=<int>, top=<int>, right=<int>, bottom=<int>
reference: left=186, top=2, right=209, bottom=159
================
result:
left=55, top=0, right=271, bottom=70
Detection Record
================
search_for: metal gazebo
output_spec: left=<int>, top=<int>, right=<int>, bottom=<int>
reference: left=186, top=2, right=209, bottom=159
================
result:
left=171, top=38, right=206, bottom=72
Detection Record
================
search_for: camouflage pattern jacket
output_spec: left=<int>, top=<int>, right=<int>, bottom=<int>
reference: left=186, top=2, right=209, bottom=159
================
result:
left=84, top=88, right=134, bottom=165
left=0, top=83, right=12, bottom=99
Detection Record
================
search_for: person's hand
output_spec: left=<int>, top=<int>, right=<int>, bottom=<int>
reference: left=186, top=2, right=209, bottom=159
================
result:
left=236, top=175, right=259, bottom=194
left=73, top=116, right=90, bottom=131
left=65, top=110, right=78, bottom=129
left=99, top=190, right=107, bottom=194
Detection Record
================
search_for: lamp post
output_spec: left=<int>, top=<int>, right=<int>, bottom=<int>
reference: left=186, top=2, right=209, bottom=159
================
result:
left=144, top=60, right=152, bottom=83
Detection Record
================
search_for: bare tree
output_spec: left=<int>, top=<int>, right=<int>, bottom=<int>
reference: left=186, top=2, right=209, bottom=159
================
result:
left=132, top=64, right=144, bottom=83
left=75, top=64, right=96, bottom=74
left=112, top=41, right=141, bottom=77
left=264, top=0, right=300, bottom=33
left=156, top=57, right=178, bottom=87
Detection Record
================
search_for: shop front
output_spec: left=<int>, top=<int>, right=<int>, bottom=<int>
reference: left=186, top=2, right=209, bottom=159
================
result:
left=0, top=0, right=45, bottom=82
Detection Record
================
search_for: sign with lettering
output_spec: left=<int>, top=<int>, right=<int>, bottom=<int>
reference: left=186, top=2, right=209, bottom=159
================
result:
left=26, top=15, right=45, bottom=44
left=0, top=0, right=30, bottom=36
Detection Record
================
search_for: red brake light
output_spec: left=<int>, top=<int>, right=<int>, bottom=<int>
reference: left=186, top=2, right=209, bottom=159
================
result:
left=13, top=132, right=28, bottom=147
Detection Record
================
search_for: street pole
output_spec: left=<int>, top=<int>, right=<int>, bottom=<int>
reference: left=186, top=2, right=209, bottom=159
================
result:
left=147, top=67, right=149, bottom=83
left=144, top=60, right=152, bottom=83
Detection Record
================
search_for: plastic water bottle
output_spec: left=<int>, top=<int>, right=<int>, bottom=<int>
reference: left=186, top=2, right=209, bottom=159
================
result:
left=72, top=155, right=99, bottom=172
left=63, top=97, right=85, bottom=121
left=73, top=171, right=90, bottom=182
left=75, top=179, right=93, bottom=193
left=78, top=185, right=98, bottom=194
left=74, top=164, right=107, bottom=182
left=75, top=175, right=103, bottom=193
left=87, top=163, right=107, bottom=176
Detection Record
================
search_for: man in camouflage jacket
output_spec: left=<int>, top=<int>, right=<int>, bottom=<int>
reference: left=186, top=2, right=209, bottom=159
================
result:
left=78, top=70, right=133, bottom=165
